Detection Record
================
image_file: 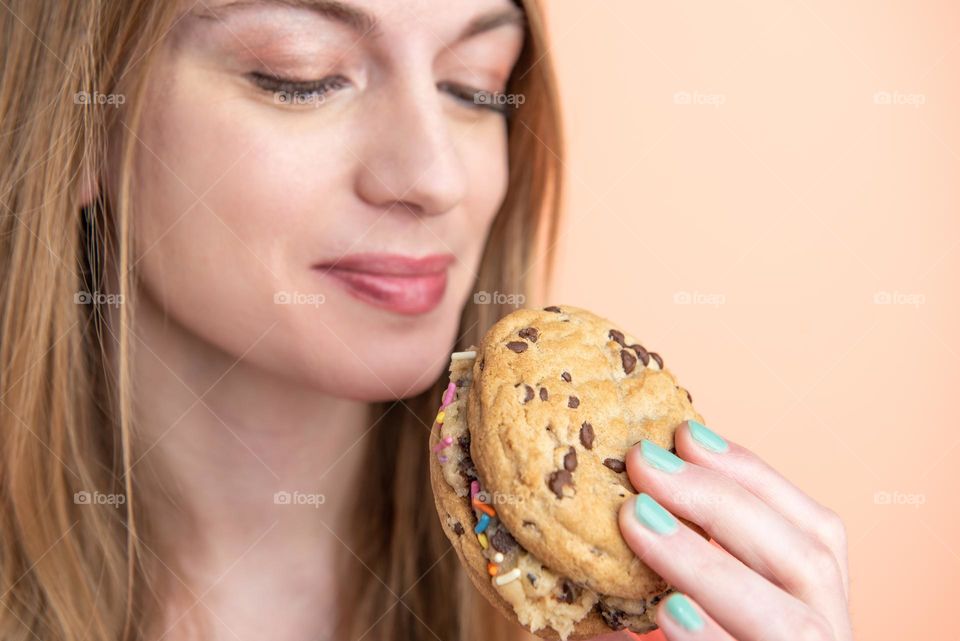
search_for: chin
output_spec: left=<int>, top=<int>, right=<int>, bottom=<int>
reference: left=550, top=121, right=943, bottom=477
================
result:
left=349, top=340, right=459, bottom=402
left=303, top=354, right=449, bottom=403
left=268, top=313, right=460, bottom=403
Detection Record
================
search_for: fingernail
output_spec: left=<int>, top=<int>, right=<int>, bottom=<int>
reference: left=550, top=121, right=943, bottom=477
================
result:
left=688, top=420, right=728, bottom=453
left=640, top=439, right=685, bottom=473
left=664, top=593, right=705, bottom=632
left=633, top=493, right=678, bottom=535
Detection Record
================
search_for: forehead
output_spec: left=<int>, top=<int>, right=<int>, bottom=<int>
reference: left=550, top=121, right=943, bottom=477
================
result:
left=188, top=0, right=525, bottom=42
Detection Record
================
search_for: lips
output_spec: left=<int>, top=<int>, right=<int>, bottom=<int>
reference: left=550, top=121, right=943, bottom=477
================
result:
left=313, top=252, right=455, bottom=315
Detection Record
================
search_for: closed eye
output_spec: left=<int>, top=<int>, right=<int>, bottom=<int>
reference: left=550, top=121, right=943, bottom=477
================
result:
left=248, top=71, right=350, bottom=106
left=438, top=81, right=509, bottom=115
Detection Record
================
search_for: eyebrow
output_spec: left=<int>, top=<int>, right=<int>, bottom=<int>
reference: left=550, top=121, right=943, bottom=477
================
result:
left=194, top=0, right=525, bottom=41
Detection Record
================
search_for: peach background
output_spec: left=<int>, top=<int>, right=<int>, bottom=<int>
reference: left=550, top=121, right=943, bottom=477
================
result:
left=538, top=2, right=959, bottom=640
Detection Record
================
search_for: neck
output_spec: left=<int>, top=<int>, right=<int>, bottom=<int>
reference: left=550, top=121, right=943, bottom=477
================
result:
left=126, top=294, right=370, bottom=639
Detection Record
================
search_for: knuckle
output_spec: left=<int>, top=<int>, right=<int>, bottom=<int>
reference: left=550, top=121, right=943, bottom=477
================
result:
left=793, top=613, right=834, bottom=641
left=793, top=538, right=842, bottom=589
left=817, top=508, right=847, bottom=548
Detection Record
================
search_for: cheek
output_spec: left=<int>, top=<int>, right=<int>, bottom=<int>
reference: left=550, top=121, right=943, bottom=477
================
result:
left=130, top=71, right=299, bottom=360
left=445, top=119, right=511, bottom=287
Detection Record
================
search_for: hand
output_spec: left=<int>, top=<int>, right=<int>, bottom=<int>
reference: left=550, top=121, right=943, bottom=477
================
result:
left=616, top=420, right=852, bottom=641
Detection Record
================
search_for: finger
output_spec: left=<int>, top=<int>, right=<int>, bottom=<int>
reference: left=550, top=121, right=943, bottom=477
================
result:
left=674, top=419, right=850, bottom=598
left=618, top=494, right=834, bottom=641
left=626, top=439, right=851, bottom=638
left=656, top=593, right=736, bottom=641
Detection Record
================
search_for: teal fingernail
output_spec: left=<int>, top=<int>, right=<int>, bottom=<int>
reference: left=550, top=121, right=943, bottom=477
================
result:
left=688, top=420, right=728, bottom=453
left=664, top=593, right=704, bottom=632
left=633, top=493, right=678, bottom=535
left=640, top=439, right=685, bottom=473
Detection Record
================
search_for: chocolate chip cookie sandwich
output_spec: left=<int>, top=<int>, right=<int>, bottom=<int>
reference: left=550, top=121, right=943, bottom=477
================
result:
left=428, top=305, right=706, bottom=640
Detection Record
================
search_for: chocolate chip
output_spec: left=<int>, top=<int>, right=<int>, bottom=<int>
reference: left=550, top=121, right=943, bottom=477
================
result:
left=620, top=349, right=636, bottom=374
left=522, top=384, right=534, bottom=403
left=603, top=458, right=626, bottom=473
left=452, top=522, right=464, bottom=536
left=455, top=377, right=466, bottom=388
left=543, top=306, right=562, bottom=313
left=629, top=344, right=650, bottom=366
left=557, top=579, right=579, bottom=604
left=561, top=371, right=572, bottom=382
left=608, top=329, right=626, bottom=346
left=547, top=469, right=574, bottom=498
left=506, top=341, right=528, bottom=353
left=579, top=422, right=595, bottom=449
left=526, top=573, right=538, bottom=586
left=490, top=527, right=517, bottom=553
left=597, top=601, right=629, bottom=630
left=568, top=395, right=580, bottom=408
left=457, top=435, right=477, bottom=484
left=458, top=460, right=477, bottom=486
left=650, top=352, right=664, bottom=368
left=563, top=447, right=577, bottom=471
left=518, top=327, right=539, bottom=342
left=539, top=387, right=548, bottom=401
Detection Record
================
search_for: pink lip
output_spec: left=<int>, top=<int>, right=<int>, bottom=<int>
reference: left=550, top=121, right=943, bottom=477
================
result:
left=313, top=252, right=455, bottom=315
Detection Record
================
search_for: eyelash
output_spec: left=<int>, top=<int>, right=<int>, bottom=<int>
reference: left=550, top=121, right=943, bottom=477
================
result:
left=249, top=71, right=348, bottom=104
left=437, top=81, right=508, bottom=115
left=248, top=72, right=508, bottom=115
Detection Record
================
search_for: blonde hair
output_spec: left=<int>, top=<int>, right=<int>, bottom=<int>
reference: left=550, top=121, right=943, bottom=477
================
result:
left=0, top=1, right=563, bottom=640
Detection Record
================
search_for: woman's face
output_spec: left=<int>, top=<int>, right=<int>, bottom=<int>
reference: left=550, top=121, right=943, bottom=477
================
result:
left=126, top=0, right=525, bottom=400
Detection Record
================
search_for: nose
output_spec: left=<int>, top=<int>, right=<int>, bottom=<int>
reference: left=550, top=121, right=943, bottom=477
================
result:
left=353, top=76, right=468, bottom=217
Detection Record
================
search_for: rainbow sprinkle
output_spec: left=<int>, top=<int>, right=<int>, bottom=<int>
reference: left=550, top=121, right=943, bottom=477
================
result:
left=432, top=435, right=453, bottom=452
left=440, top=382, right=457, bottom=408
left=494, top=568, right=521, bottom=586
left=477, top=532, right=488, bottom=549
left=472, top=498, right=496, bottom=517
left=474, top=513, right=491, bottom=534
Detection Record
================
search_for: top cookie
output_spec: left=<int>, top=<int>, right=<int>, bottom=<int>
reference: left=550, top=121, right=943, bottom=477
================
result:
left=468, top=305, right=702, bottom=600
